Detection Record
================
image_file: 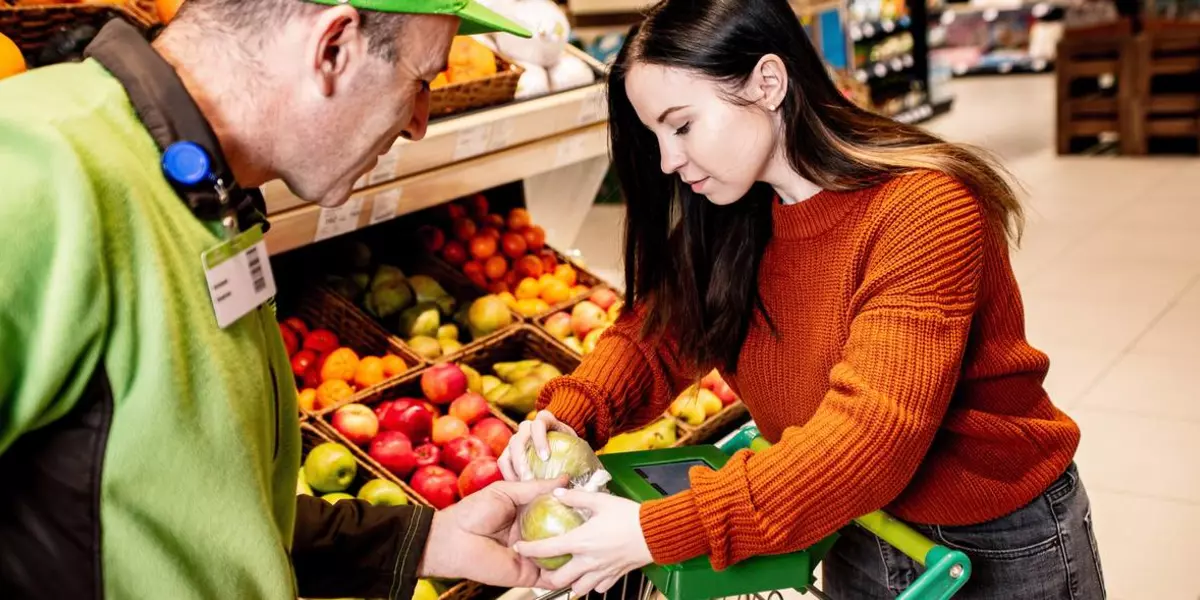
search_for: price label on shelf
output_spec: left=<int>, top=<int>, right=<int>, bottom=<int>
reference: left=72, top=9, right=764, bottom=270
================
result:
left=370, top=188, right=403, bottom=225
left=314, top=196, right=365, bottom=242
left=368, top=148, right=402, bottom=185
left=453, top=125, right=492, bottom=160
left=577, top=90, right=605, bottom=125
left=488, top=120, right=515, bottom=152
left=554, top=134, right=589, bottom=168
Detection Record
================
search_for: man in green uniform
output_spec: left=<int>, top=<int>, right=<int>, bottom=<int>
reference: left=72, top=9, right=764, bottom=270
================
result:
left=0, top=1, right=556, bottom=599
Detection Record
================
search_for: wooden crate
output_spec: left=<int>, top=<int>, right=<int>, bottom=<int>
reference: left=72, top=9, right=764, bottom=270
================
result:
left=281, top=286, right=425, bottom=416
left=1123, top=27, right=1200, bottom=154
left=299, top=422, right=484, bottom=600
left=0, top=0, right=155, bottom=63
left=1055, top=31, right=1136, bottom=154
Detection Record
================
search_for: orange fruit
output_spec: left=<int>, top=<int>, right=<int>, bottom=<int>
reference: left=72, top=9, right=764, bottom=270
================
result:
left=484, top=255, right=508, bottom=281
left=515, top=277, right=542, bottom=301
left=538, top=274, right=558, bottom=288
left=469, top=234, right=497, bottom=260
left=571, top=285, right=590, bottom=298
left=381, top=354, right=408, bottom=378
left=297, top=388, right=318, bottom=413
left=354, top=356, right=387, bottom=389
left=431, top=72, right=450, bottom=90
left=0, top=33, right=26, bottom=81
left=540, top=278, right=571, bottom=305
left=321, top=347, right=360, bottom=383
left=498, top=291, right=518, bottom=308
left=515, top=298, right=551, bottom=317
left=155, top=0, right=183, bottom=24
left=553, top=264, right=578, bottom=287
left=315, top=379, right=355, bottom=411
left=507, top=208, right=532, bottom=231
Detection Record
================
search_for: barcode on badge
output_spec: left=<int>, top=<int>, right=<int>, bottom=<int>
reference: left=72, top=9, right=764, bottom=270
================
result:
left=247, top=245, right=266, bottom=293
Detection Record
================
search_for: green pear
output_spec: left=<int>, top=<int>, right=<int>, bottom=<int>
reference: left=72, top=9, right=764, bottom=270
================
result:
left=485, top=382, right=513, bottom=403
left=434, top=295, right=458, bottom=318
left=493, top=360, right=541, bottom=383
left=408, top=336, right=443, bottom=360
left=438, top=338, right=463, bottom=356
left=480, top=375, right=503, bottom=396
left=459, top=364, right=483, bottom=394
left=365, top=279, right=415, bottom=318
left=493, top=376, right=540, bottom=415
left=370, top=264, right=406, bottom=291
left=321, top=492, right=356, bottom=504
left=413, top=580, right=439, bottom=600
left=599, top=417, right=677, bottom=454
left=531, top=363, right=563, bottom=383
left=304, top=442, right=357, bottom=493
left=399, top=302, right=441, bottom=338
left=358, top=479, right=410, bottom=506
left=563, top=337, right=584, bottom=354
left=437, top=324, right=460, bottom=340
left=408, top=275, right=450, bottom=304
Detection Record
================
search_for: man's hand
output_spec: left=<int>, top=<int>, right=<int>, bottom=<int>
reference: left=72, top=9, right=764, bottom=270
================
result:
left=417, top=477, right=568, bottom=588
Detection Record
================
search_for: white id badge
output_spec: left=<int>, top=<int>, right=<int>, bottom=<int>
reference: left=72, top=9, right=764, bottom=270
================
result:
left=201, top=226, right=277, bottom=329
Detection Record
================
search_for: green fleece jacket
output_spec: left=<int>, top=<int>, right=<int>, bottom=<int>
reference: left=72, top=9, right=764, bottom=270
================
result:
left=0, top=58, right=303, bottom=597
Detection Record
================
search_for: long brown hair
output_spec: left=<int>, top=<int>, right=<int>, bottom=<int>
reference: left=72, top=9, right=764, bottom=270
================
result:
left=609, top=0, right=1023, bottom=373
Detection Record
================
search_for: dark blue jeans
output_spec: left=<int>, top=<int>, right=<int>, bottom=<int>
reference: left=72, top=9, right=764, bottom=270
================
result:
left=822, top=464, right=1106, bottom=599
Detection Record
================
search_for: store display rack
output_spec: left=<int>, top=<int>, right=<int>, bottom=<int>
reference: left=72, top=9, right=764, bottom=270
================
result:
left=928, top=0, right=1065, bottom=77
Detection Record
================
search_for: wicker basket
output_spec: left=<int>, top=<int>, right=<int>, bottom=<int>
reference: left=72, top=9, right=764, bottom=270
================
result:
left=429, top=53, right=523, bottom=118
left=676, top=401, right=749, bottom=446
left=451, top=324, right=582, bottom=428
left=0, top=1, right=156, bottom=60
left=284, top=286, right=425, bottom=416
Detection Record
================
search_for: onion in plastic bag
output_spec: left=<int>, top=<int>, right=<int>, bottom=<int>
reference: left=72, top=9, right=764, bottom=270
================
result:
left=525, top=431, right=603, bottom=487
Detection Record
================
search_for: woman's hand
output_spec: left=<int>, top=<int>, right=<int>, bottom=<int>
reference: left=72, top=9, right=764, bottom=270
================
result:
left=498, top=410, right=578, bottom=482
left=513, top=488, right=653, bottom=596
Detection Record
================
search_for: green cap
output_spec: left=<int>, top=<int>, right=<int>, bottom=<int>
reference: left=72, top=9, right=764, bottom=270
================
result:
left=305, top=0, right=532, bottom=38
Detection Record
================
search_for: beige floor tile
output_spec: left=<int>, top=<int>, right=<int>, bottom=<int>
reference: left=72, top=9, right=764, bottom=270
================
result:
left=1078, top=352, right=1200, bottom=423
left=1087, top=490, right=1200, bottom=600
left=1133, top=280, right=1200, bottom=356
left=1032, top=340, right=1122, bottom=408
left=1063, top=226, right=1200, bottom=264
left=1072, top=408, right=1200, bottom=504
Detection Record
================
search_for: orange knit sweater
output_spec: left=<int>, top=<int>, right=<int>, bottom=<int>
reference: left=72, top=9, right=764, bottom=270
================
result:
left=538, top=170, right=1081, bottom=569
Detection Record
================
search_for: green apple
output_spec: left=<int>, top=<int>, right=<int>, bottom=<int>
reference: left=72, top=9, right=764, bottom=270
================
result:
left=304, top=442, right=357, bottom=493
left=321, top=492, right=356, bottom=504
left=296, top=467, right=314, bottom=496
left=358, top=478, right=410, bottom=507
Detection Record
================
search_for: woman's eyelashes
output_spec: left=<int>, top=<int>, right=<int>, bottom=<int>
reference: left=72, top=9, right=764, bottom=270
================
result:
left=674, top=121, right=691, bottom=136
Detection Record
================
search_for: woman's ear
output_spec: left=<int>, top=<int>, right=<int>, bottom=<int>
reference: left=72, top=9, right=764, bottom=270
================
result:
left=748, top=54, right=788, bottom=112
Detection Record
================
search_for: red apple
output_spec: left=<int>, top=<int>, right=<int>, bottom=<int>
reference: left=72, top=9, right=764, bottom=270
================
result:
left=449, top=393, right=490, bottom=425
left=570, top=301, right=608, bottom=339
left=700, top=369, right=724, bottom=391
left=280, top=324, right=300, bottom=357
left=302, top=353, right=326, bottom=390
left=369, top=431, right=417, bottom=477
left=467, top=194, right=490, bottom=218
left=291, top=349, right=319, bottom=380
left=458, top=457, right=503, bottom=497
left=432, top=415, right=470, bottom=446
left=374, top=400, right=394, bottom=423
left=418, top=225, right=446, bottom=253
left=542, top=312, right=572, bottom=340
left=304, top=329, right=340, bottom=355
left=420, top=400, right=441, bottom=418
left=414, top=443, right=442, bottom=469
left=442, top=435, right=492, bottom=474
left=442, top=240, right=469, bottom=267
left=712, top=381, right=738, bottom=406
left=379, top=398, right=434, bottom=445
left=332, top=404, right=379, bottom=446
left=282, top=317, right=310, bottom=340
left=589, top=289, right=620, bottom=312
left=411, top=465, right=459, bottom=509
left=421, top=364, right=468, bottom=405
left=471, top=418, right=513, bottom=457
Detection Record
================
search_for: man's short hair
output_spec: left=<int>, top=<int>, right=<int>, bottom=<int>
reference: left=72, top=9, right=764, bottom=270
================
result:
left=174, top=0, right=408, bottom=62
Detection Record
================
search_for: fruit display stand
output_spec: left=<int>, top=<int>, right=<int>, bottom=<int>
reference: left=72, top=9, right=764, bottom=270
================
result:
left=298, top=422, right=486, bottom=600
left=0, top=0, right=156, bottom=64
left=260, top=47, right=610, bottom=258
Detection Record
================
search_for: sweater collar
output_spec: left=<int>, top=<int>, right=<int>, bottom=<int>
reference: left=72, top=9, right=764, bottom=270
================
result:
left=83, top=21, right=268, bottom=231
left=771, top=186, right=875, bottom=239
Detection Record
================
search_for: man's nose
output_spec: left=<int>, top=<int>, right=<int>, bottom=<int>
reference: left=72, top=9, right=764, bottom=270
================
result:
left=402, top=92, right=431, bottom=142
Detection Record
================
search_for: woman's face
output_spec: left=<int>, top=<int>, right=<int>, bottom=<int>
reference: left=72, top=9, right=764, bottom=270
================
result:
left=625, top=62, right=778, bottom=205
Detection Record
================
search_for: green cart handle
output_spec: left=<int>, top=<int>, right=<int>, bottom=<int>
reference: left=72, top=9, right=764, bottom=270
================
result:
left=717, top=425, right=971, bottom=600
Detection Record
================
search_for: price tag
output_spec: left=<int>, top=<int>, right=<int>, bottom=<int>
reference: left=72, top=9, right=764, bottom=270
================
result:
left=554, top=135, right=588, bottom=168
left=488, top=120, right=515, bottom=151
left=577, top=90, right=605, bottom=125
left=370, top=189, right=403, bottom=225
left=453, top=125, right=492, bottom=160
left=314, top=196, right=365, bottom=242
left=369, top=149, right=402, bottom=185
left=201, top=226, right=277, bottom=329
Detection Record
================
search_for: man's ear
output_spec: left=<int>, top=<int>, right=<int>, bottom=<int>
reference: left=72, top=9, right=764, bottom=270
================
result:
left=305, top=5, right=368, bottom=97
left=746, top=54, right=788, bottom=112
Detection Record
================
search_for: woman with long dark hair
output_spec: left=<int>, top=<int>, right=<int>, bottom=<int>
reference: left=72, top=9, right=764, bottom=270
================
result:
left=499, top=0, right=1103, bottom=596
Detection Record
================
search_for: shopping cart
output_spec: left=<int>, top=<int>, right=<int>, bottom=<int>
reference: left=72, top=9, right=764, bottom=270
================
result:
left=534, top=425, right=971, bottom=600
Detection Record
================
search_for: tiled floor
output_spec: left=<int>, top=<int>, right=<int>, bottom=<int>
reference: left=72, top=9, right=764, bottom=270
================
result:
left=570, top=74, right=1200, bottom=600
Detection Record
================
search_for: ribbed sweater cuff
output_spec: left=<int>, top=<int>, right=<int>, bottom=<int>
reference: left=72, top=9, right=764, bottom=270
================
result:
left=640, top=491, right=710, bottom=566
left=538, top=378, right=600, bottom=442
